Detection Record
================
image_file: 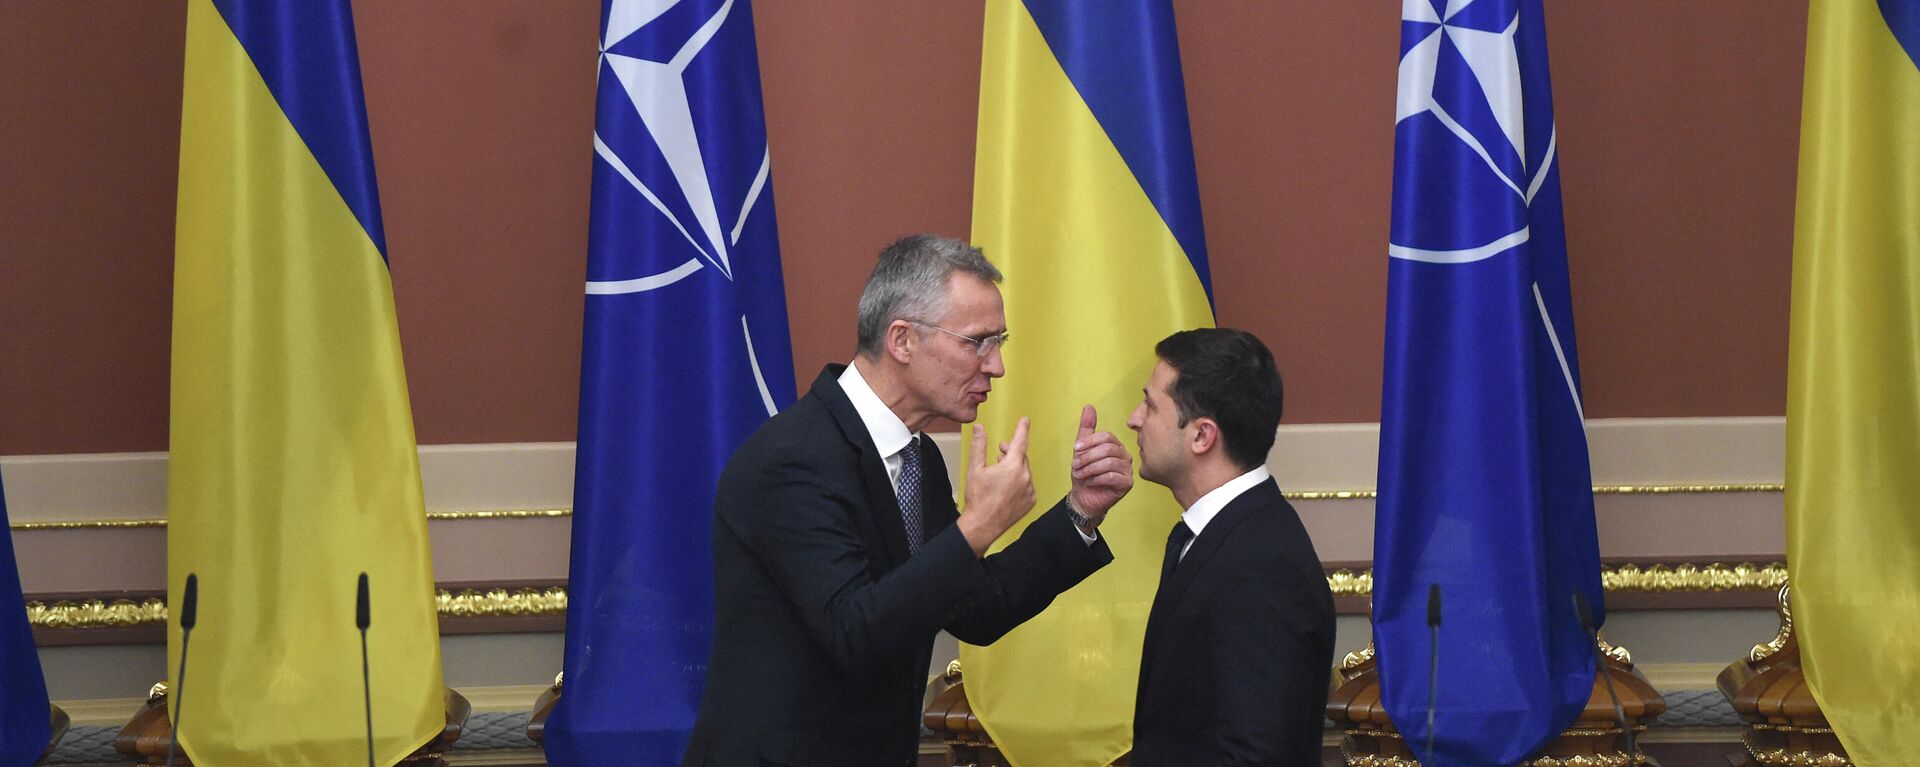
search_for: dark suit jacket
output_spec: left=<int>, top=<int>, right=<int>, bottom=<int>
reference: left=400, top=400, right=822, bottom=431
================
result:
left=683, top=365, right=1113, bottom=766
left=1132, top=477, right=1335, bottom=766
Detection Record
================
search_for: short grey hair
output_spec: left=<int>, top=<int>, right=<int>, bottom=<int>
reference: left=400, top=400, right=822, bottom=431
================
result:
left=855, top=234, right=1003, bottom=358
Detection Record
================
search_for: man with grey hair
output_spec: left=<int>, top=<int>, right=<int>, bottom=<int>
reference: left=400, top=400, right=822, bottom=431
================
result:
left=684, top=233, right=1136, bottom=766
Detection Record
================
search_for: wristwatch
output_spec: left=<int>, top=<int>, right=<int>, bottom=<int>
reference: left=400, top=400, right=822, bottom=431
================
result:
left=1067, top=497, right=1101, bottom=532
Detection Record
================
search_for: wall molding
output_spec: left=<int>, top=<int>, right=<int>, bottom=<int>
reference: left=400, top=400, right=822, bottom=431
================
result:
left=5, top=417, right=1784, bottom=527
left=8, top=484, right=1788, bottom=531
left=7, top=418, right=1789, bottom=594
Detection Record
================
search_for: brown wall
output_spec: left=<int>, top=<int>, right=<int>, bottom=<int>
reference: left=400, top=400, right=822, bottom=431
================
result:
left=0, top=1, right=1801, bottom=455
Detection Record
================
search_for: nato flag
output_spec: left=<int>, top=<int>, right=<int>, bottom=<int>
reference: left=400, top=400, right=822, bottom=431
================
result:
left=544, top=1, right=795, bottom=764
left=1375, top=0, right=1605, bottom=763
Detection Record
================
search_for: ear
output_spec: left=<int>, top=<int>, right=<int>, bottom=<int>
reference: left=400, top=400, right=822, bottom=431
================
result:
left=885, top=319, right=916, bottom=364
left=1190, top=418, right=1220, bottom=457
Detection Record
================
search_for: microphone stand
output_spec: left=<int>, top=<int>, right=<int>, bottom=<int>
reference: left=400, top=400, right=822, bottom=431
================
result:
left=1573, top=592, right=1636, bottom=765
left=164, top=573, right=198, bottom=767
left=1425, top=583, right=1441, bottom=764
left=358, top=572, right=374, bottom=767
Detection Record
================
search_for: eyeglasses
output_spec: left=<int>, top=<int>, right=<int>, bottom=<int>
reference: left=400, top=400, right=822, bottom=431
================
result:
left=912, top=321, right=1009, bottom=358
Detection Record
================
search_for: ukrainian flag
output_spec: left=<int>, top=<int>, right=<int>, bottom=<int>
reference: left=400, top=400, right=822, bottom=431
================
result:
left=1787, top=1, right=1920, bottom=763
left=168, top=1, right=443, bottom=764
left=962, top=1, right=1212, bottom=764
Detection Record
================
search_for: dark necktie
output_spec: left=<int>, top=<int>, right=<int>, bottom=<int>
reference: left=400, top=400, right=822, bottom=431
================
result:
left=1161, top=520, right=1195, bottom=587
left=898, top=437, right=924, bottom=553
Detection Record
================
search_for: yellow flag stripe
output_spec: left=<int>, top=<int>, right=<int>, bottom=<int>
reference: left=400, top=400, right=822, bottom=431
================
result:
left=169, top=2, right=442, bottom=764
left=1786, top=1, right=1920, bottom=765
left=961, top=2, right=1213, bottom=765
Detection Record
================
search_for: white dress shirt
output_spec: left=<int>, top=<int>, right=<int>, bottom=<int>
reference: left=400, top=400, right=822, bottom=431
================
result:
left=1176, top=465, right=1272, bottom=561
left=838, top=364, right=917, bottom=493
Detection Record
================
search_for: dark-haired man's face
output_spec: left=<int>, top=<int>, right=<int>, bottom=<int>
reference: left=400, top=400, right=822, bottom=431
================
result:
left=1127, top=361, right=1190, bottom=486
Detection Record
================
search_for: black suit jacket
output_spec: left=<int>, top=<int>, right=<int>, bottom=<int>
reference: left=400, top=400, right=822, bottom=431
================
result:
left=1132, top=477, right=1335, bottom=766
left=683, top=365, right=1113, bottom=766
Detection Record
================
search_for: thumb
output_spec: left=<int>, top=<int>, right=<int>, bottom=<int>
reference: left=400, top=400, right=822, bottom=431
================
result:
left=1076, top=404, right=1098, bottom=444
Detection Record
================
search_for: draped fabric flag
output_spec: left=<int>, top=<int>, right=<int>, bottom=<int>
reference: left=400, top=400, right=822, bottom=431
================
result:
left=544, top=1, right=794, bottom=764
left=1374, top=0, right=1604, bottom=763
left=1786, top=2, right=1920, bottom=763
left=169, top=1, right=444, bottom=764
left=0, top=473, right=51, bottom=767
left=963, top=2, right=1213, bottom=764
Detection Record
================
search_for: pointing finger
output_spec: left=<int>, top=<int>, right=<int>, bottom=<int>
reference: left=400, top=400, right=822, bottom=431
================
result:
left=970, top=424, right=989, bottom=469
left=1008, top=417, right=1032, bottom=459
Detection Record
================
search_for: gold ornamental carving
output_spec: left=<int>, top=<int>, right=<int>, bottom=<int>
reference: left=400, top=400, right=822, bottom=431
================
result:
left=1328, top=569, right=1373, bottom=597
left=1748, top=748, right=1852, bottom=767
left=436, top=587, right=568, bottom=619
left=1595, top=632, right=1631, bottom=665
left=28, top=562, right=1786, bottom=631
left=30, top=587, right=569, bottom=630
left=1750, top=583, right=1793, bottom=663
left=1338, top=641, right=1376, bottom=676
left=28, top=598, right=167, bottom=630
left=1603, top=562, right=1787, bottom=593
left=1524, top=753, right=1647, bottom=767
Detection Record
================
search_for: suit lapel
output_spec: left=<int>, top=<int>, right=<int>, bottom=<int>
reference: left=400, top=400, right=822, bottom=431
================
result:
left=812, top=366, right=914, bottom=568
left=1142, top=479, right=1282, bottom=653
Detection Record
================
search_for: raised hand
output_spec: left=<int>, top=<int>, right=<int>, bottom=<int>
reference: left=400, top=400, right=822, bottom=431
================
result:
left=1068, top=405, right=1134, bottom=526
left=957, top=418, right=1037, bottom=556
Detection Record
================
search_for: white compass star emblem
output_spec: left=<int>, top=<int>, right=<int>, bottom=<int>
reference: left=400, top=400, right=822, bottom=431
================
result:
left=586, top=0, right=773, bottom=296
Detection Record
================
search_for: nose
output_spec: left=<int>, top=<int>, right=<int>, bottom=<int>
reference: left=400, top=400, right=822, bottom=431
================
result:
left=981, top=343, right=1006, bottom=377
left=1127, top=402, right=1145, bottom=431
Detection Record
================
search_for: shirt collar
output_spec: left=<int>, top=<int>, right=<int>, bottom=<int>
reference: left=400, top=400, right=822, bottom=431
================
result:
left=1181, top=465, right=1272, bottom=539
left=838, top=362, right=917, bottom=459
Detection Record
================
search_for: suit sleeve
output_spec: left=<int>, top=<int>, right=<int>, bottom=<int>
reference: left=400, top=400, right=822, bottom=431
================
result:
left=1211, top=547, right=1330, bottom=765
left=942, top=499, right=1114, bottom=645
left=722, top=450, right=983, bottom=676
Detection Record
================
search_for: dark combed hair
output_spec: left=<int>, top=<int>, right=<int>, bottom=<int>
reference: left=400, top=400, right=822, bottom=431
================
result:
left=1153, top=328, right=1285, bottom=471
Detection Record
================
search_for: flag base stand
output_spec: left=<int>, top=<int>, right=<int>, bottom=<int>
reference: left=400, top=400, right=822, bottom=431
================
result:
left=1716, top=583, right=1851, bottom=767
left=1326, top=636, right=1666, bottom=766
left=112, top=681, right=470, bottom=766
left=921, top=659, right=1138, bottom=767
left=524, top=672, right=561, bottom=743
left=44, top=703, right=69, bottom=762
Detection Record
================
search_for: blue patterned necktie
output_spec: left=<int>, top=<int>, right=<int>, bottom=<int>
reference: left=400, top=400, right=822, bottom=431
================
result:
left=897, top=436, right=924, bottom=553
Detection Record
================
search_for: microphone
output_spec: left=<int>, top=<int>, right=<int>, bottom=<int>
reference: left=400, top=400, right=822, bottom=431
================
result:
left=165, top=573, right=198, bottom=767
left=357, top=572, right=374, bottom=767
left=1573, top=591, right=1635, bottom=765
left=1424, top=583, right=1441, bottom=763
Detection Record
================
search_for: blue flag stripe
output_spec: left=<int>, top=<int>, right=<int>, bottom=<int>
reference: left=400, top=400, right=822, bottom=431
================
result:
left=1882, top=0, right=1920, bottom=70
left=1017, top=0, right=1214, bottom=300
left=209, top=0, right=388, bottom=259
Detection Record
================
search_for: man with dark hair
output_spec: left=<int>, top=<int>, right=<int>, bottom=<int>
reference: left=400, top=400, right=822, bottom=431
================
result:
left=684, top=234, right=1136, bottom=766
left=1126, top=327, right=1335, bottom=766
